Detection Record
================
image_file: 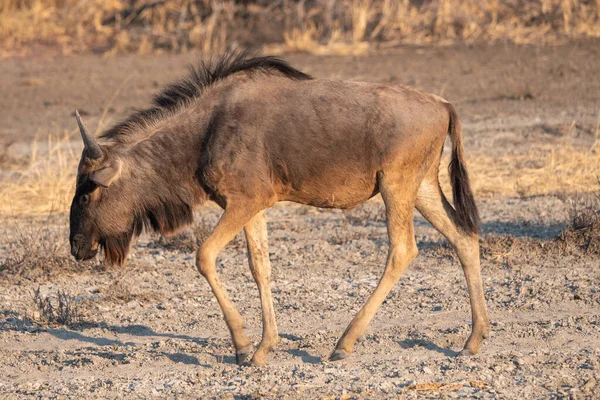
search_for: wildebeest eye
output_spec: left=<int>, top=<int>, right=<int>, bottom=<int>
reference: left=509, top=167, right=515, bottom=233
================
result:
left=80, top=194, right=90, bottom=205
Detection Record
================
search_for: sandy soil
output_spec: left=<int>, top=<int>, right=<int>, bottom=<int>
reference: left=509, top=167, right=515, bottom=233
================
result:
left=1, top=42, right=599, bottom=399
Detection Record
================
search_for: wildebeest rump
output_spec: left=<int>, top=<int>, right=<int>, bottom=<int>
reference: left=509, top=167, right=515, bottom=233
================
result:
left=69, top=50, right=489, bottom=366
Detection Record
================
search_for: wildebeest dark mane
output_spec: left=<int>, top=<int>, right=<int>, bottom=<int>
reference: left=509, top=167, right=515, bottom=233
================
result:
left=101, top=50, right=312, bottom=140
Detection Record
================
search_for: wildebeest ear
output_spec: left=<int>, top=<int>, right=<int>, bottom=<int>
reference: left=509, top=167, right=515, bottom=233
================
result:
left=90, top=160, right=122, bottom=188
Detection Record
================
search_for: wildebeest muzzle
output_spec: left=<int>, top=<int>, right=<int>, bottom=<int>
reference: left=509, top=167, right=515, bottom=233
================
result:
left=70, top=234, right=98, bottom=261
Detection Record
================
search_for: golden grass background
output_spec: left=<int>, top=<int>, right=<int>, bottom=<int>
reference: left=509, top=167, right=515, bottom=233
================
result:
left=1, top=0, right=600, bottom=57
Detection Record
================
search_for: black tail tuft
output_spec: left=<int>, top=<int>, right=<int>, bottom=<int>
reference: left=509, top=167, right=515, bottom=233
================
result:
left=447, top=104, right=480, bottom=234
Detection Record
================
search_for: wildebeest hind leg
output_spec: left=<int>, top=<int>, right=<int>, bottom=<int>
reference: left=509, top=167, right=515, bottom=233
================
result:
left=415, top=179, right=490, bottom=356
left=196, top=202, right=262, bottom=365
left=330, top=179, right=418, bottom=361
left=244, top=210, right=279, bottom=366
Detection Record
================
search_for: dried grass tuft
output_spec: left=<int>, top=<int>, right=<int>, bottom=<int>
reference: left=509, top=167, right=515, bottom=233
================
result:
left=481, top=235, right=518, bottom=263
left=557, top=190, right=600, bottom=255
left=31, top=286, right=81, bottom=327
left=0, top=215, right=82, bottom=279
left=103, top=279, right=134, bottom=303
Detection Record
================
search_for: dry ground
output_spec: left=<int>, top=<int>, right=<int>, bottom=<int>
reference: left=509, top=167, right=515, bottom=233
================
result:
left=1, top=42, right=600, bottom=399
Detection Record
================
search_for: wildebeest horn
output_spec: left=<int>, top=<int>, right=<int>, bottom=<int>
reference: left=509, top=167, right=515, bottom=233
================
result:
left=75, top=110, right=103, bottom=160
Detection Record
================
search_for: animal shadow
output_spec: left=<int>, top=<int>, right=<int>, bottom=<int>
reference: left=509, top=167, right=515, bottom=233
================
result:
left=285, top=348, right=322, bottom=364
left=397, top=338, right=458, bottom=357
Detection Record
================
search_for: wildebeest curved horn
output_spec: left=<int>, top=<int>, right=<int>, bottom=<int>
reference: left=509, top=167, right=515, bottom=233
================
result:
left=75, top=110, right=103, bottom=160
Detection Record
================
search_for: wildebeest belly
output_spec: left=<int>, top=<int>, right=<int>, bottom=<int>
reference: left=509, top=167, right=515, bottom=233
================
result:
left=270, top=128, right=380, bottom=209
left=275, top=158, right=379, bottom=209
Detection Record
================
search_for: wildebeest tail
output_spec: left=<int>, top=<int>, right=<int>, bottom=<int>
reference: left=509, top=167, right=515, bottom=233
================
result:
left=447, top=103, right=480, bottom=234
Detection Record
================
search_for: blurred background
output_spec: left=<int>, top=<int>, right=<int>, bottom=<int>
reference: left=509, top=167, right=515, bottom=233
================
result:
left=1, top=0, right=600, bottom=57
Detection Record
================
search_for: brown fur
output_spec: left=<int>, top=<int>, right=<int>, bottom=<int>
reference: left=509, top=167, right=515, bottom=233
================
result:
left=69, top=51, right=489, bottom=365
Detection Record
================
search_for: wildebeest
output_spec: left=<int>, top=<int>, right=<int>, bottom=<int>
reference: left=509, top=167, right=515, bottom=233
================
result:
left=70, top=51, right=489, bottom=366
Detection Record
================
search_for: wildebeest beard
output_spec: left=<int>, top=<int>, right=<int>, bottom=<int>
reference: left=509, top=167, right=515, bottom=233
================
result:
left=100, top=200, right=195, bottom=266
left=100, top=231, right=135, bottom=267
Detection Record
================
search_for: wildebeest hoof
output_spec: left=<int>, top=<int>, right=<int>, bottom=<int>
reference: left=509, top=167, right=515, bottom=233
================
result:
left=236, top=345, right=253, bottom=365
left=329, top=349, right=350, bottom=361
left=457, top=348, right=476, bottom=357
left=250, top=358, right=267, bottom=367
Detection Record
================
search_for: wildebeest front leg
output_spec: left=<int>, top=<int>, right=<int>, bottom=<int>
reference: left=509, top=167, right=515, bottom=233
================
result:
left=244, top=211, right=279, bottom=366
left=330, top=181, right=418, bottom=361
left=196, top=204, right=260, bottom=365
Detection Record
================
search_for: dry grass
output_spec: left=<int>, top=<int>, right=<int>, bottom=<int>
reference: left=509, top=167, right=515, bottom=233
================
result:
left=103, top=279, right=134, bottom=303
left=440, top=144, right=600, bottom=198
left=31, top=286, right=81, bottom=326
left=557, top=190, right=600, bottom=255
left=0, top=214, right=80, bottom=279
left=0, top=0, right=235, bottom=56
left=2, top=0, right=600, bottom=57
left=0, top=134, right=79, bottom=216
